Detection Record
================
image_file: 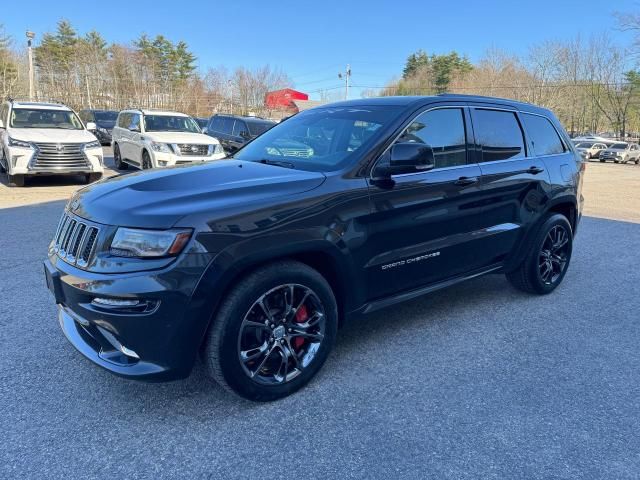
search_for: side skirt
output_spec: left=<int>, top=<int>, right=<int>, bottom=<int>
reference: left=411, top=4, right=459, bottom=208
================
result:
left=354, top=263, right=503, bottom=316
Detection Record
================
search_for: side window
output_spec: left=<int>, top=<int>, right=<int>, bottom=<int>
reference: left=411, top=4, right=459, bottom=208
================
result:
left=473, top=109, right=525, bottom=162
left=209, top=117, right=220, bottom=132
left=129, top=113, right=141, bottom=131
left=522, top=113, right=565, bottom=156
left=395, top=108, right=467, bottom=169
left=233, top=120, right=246, bottom=136
left=221, top=117, right=234, bottom=134
left=117, top=112, right=130, bottom=128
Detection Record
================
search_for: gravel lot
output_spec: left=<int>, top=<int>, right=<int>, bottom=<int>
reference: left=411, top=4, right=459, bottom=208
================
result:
left=1, top=154, right=639, bottom=479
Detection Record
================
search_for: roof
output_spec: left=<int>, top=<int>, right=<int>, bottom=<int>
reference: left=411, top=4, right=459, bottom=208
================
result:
left=122, top=108, right=189, bottom=117
left=214, top=114, right=275, bottom=123
left=11, top=101, right=71, bottom=111
left=321, top=94, right=548, bottom=114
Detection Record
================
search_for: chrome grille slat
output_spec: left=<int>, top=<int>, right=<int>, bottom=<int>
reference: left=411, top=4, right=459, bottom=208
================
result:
left=32, top=142, right=89, bottom=169
left=51, top=212, right=100, bottom=268
left=176, top=143, right=209, bottom=156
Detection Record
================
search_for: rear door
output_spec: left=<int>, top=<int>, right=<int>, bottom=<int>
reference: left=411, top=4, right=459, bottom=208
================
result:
left=469, top=106, right=551, bottom=264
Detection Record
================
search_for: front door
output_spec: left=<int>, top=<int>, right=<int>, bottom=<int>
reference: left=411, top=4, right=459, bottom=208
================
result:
left=364, top=105, right=490, bottom=300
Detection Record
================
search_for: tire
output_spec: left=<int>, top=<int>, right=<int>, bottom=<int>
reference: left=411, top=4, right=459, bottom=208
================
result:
left=0, top=148, right=6, bottom=173
left=203, top=260, right=338, bottom=401
left=142, top=150, right=152, bottom=170
left=506, top=213, right=573, bottom=295
left=600, top=159, right=605, bottom=163
left=7, top=174, right=25, bottom=187
left=85, top=172, right=102, bottom=184
left=113, top=144, right=127, bottom=170
left=614, top=160, right=619, bottom=164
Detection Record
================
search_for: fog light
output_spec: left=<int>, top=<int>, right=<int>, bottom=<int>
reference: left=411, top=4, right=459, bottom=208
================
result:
left=92, top=297, right=140, bottom=307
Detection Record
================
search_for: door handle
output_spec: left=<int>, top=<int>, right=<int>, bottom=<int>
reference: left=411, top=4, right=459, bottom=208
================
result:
left=454, top=176, right=479, bottom=186
left=527, top=166, right=544, bottom=175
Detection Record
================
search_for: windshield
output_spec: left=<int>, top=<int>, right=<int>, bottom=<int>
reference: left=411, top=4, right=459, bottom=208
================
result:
left=143, top=115, right=201, bottom=133
left=575, top=142, right=594, bottom=148
left=94, top=111, right=118, bottom=124
left=248, top=121, right=276, bottom=137
left=233, top=106, right=402, bottom=171
left=10, top=108, right=84, bottom=130
left=611, top=143, right=627, bottom=149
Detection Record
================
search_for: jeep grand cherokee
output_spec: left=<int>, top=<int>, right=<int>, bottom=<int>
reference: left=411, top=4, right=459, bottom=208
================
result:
left=44, top=95, right=584, bottom=401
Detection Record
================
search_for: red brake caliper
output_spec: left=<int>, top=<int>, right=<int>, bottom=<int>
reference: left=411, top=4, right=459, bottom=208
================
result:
left=292, top=304, right=308, bottom=350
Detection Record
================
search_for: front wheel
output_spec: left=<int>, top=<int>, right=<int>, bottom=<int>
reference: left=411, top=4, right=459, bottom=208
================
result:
left=142, top=150, right=152, bottom=170
left=506, top=213, right=573, bottom=295
left=113, top=144, right=127, bottom=170
left=203, top=261, right=338, bottom=401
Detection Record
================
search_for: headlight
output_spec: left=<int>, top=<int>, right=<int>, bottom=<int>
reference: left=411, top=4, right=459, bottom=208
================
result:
left=211, top=144, right=224, bottom=155
left=150, top=142, right=173, bottom=153
left=110, top=228, right=192, bottom=258
left=84, top=140, right=101, bottom=149
left=8, top=137, right=32, bottom=148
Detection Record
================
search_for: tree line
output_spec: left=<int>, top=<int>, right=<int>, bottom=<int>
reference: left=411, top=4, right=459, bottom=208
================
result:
left=0, top=20, right=290, bottom=117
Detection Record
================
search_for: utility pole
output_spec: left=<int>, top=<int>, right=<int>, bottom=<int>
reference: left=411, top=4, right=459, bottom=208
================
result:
left=338, top=64, right=351, bottom=100
left=26, top=31, right=36, bottom=101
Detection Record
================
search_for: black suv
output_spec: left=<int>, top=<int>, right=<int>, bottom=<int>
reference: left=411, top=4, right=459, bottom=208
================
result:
left=44, top=95, right=584, bottom=401
left=206, top=114, right=275, bottom=153
left=78, top=109, right=119, bottom=145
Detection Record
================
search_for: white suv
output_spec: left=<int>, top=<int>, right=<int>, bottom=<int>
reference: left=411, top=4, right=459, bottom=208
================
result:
left=0, top=100, right=104, bottom=187
left=112, top=109, right=225, bottom=170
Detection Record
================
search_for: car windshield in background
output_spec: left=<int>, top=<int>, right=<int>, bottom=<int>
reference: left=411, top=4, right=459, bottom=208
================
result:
left=144, top=115, right=200, bottom=133
left=10, top=109, right=84, bottom=130
left=575, top=142, right=594, bottom=148
left=247, top=121, right=276, bottom=136
left=233, top=106, right=402, bottom=171
left=610, top=143, right=628, bottom=149
left=94, top=111, right=118, bottom=126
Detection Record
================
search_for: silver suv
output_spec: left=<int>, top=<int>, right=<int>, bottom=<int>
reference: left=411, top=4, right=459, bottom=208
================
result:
left=599, top=142, right=640, bottom=164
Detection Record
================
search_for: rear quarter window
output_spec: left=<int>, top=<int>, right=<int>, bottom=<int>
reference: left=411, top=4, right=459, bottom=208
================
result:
left=522, top=113, right=566, bottom=156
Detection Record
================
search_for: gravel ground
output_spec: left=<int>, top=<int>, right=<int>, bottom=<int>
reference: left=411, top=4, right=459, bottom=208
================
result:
left=0, top=155, right=639, bottom=479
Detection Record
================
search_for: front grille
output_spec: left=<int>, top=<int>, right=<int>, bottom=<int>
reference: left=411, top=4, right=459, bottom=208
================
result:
left=176, top=144, right=209, bottom=156
left=32, top=142, right=89, bottom=170
left=52, top=212, right=100, bottom=268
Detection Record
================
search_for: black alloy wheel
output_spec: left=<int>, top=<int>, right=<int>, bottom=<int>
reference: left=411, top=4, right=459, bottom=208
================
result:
left=203, top=261, right=338, bottom=401
left=507, top=213, right=573, bottom=294
left=237, top=284, right=326, bottom=385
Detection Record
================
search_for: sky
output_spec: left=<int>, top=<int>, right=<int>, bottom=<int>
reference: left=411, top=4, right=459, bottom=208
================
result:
left=1, top=0, right=637, bottom=99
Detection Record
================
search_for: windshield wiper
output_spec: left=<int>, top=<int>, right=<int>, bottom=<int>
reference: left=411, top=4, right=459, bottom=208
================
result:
left=257, top=159, right=295, bottom=169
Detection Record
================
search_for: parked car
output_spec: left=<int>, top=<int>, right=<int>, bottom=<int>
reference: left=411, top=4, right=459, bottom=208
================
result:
left=194, top=117, right=209, bottom=131
left=574, top=141, right=608, bottom=159
left=111, top=109, right=226, bottom=170
left=45, top=95, right=584, bottom=401
left=206, top=114, right=276, bottom=153
left=599, top=142, right=640, bottom=164
left=79, top=109, right=119, bottom=145
left=0, top=99, right=103, bottom=187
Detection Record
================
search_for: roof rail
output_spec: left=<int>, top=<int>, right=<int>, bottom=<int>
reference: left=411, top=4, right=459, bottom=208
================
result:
left=5, top=96, right=68, bottom=106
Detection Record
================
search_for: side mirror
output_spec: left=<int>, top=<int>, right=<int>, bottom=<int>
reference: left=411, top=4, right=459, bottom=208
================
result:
left=86, top=122, right=97, bottom=131
left=375, top=142, right=435, bottom=177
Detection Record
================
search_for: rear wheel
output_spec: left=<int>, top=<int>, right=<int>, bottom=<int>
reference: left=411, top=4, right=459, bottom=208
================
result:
left=203, top=261, right=338, bottom=401
left=113, top=144, right=127, bottom=170
left=7, top=174, right=25, bottom=187
left=506, top=213, right=573, bottom=295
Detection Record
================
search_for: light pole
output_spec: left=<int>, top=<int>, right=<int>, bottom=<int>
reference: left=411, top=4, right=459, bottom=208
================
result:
left=338, top=64, right=351, bottom=100
left=26, top=31, right=35, bottom=101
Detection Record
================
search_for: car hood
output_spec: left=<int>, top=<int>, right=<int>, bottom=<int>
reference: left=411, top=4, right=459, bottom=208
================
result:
left=11, top=128, right=96, bottom=143
left=71, top=160, right=326, bottom=228
left=143, top=131, right=218, bottom=144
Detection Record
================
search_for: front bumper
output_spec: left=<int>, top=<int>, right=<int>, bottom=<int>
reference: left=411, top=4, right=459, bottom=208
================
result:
left=8, top=145, right=104, bottom=175
left=44, top=251, right=215, bottom=381
left=151, top=150, right=226, bottom=167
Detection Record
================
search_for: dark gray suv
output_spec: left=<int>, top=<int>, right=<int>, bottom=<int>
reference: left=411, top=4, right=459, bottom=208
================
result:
left=206, top=114, right=275, bottom=153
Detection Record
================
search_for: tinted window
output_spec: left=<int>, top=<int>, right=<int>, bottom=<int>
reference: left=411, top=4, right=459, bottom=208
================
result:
left=611, top=143, right=627, bottom=149
left=10, top=108, right=84, bottom=130
left=209, top=116, right=224, bottom=132
left=221, top=117, right=234, bottom=134
left=117, top=112, right=130, bottom=128
left=143, top=115, right=199, bottom=133
left=233, top=120, right=247, bottom=136
left=395, top=108, right=467, bottom=169
left=247, top=120, right=275, bottom=136
left=473, top=109, right=525, bottom=162
left=94, top=111, right=118, bottom=122
left=522, top=113, right=565, bottom=156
